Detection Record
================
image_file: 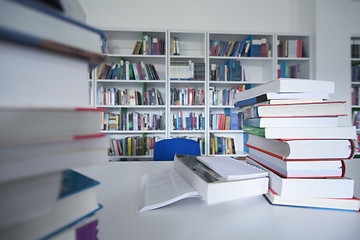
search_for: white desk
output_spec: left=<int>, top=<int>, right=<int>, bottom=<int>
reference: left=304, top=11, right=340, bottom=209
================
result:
left=76, top=161, right=360, bottom=240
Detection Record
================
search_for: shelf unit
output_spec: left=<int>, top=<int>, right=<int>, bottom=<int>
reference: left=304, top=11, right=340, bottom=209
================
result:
left=92, top=30, right=312, bottom=161
left=207, top=32, right=275, bottom=157
left=168, top=31, right=207, bottom=155
left=350, top=35, right=360, bottom=156
left=95, top=29, right=167, bottom=161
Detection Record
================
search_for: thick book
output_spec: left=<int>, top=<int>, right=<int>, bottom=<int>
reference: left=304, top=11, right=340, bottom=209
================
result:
left=0, top=40, right=94, bottom=108
left=234, top=91, right=330, bottom=108
left=243, top=125, right=357, bottom=139
left=0, top=26, right=106, bottom=67
left=174, top=154, right=269, bottom=205
left=247, top=148, right=345, bottom=178
left=0, top=107, right=105, bottom=146
left=265, top=188, right=360, bottom=212
left=246, top=157, right=354, bottom=198
left=243, top=116, right=338, bottom=128
left=245, top=134, right=356, bottom=160
left=241, top=101, right=346, bottom=118
left=0, top=169, right=101, bottom=240
left=0, top=0, right=105, bottom=54
left=0, top=134, right=109, bottom=183
left=0, top=171, right=62, bottom=229
left=234, top=78, right=335, bottom=103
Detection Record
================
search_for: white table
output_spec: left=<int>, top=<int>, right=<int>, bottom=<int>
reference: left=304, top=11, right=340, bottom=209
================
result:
left=76, top=161, right=360, bottom=240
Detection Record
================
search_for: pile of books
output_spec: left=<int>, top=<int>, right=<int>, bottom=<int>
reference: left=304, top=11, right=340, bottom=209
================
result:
left=0, top=0, right=108, bottom=238
left=234, top=78, right=360, bottom=212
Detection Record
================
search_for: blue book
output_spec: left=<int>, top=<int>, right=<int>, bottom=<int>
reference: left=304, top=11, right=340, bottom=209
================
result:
left=234, top=94, right=269, bottom=108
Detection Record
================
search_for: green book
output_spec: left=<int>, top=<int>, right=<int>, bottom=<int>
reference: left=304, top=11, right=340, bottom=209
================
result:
left=242, top=125, right=266, bottom=138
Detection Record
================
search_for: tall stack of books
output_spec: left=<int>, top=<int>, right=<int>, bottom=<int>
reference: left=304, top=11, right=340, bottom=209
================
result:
left=0, top=0, right=108, bottom=239
left=234, top=78, right=360, bottom=212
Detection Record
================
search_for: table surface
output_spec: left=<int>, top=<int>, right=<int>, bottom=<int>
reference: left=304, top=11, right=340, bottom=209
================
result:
left=76, top=161, right=360, bottom=240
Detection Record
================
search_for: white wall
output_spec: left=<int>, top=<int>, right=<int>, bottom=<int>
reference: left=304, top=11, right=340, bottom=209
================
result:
left=315, top=0, right=352, bottom=126
left=79, top=0, right=315, bottom=33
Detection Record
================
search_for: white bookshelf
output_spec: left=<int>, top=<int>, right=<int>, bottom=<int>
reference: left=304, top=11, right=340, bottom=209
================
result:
left=92, top=29, right=312, bottom=160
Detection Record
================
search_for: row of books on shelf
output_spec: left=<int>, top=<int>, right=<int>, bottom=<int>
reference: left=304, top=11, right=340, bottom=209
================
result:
left=97, top=87, right=164, bottom=106
left=209, top=134, right=236, bottom=155
left=171, top=112, right=205, bottom=131
left=170, top=37, right=180, bottom=55
left=96, top=60, right=160, bottom=80
left=209, top=110, right=243, bottom=130
left=101, top=111, right=165, bottom=131
left=170, top=61, right=205, bottom=80
left=209, top=37, right=271, bottom=57
left=108, top=135, right=159, bottom=157
left=131, top=34, right=165, bottom=55
left=233, top=78, right=359, bottom=212
left=351, top=39, right=360, bottom=58
left=0, top=0, right=109, bottom=238
left=352, top=63, right=360, bottom=81
left=209, top=86, right=247, bottom=106
left=351, top=87, right=360, bottom=105
left=277, top=62, right=301, bottom=79
left=352, top=111, right=360, bottom=129
left=170, top=87, right=205, bottom=106
left=277, top=39, right=304, bottom=58
left=210, top=60, right=246, bottom=81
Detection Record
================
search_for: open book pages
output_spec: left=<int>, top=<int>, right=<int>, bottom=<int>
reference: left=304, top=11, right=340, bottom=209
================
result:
left=138, top=169, right=201, bottom=212
left=196, top=156, right=268, bottom=181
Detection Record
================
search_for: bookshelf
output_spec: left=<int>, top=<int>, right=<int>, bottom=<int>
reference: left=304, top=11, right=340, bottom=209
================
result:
left=95, top=29, right=167, bottom=161
left=207, top=32, right=275, bottom=157
left=351, top=35, right=360, bottom=155
left=93, top=30, right=312, bottom=160
left=168, top=31, right=207, bottom=155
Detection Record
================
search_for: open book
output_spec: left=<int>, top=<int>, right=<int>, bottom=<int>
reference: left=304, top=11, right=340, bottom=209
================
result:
left=138, top=169, right=201, bottom=212
left=139, top=155, right=268, bottom=212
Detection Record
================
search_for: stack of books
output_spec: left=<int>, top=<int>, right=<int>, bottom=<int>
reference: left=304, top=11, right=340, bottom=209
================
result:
left=234, top=78, right=360, bottom=212
left=0, top=0, right=108, bottom=239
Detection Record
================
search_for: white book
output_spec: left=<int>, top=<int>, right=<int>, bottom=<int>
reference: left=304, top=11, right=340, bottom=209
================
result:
left=248, top=148, right=345, bottom=178
left=244, top=126, right=357, bottom=139
left=196, top=156, right=268, bottom=181
left=243, top=117, right=339, bottom=128
left=0, top=107, right=104, bottom=146
left=0, top=171, right=61, bottom=229
left=0, top=40, right=90, bottom=108
left=0, top=0, right=104, bottom=53
left=174, top=155, right=269, bottom=205
left=235, top=79, right=335, bottom=103
left=0, top=134, right=109, bottom=183
left=265, top=188, right=360, bottom=212
left=245, top=134, right=356, bottom=160
left=246, top=157, right=354, bottom=198
left=0, top=170, right=101, bottom=240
